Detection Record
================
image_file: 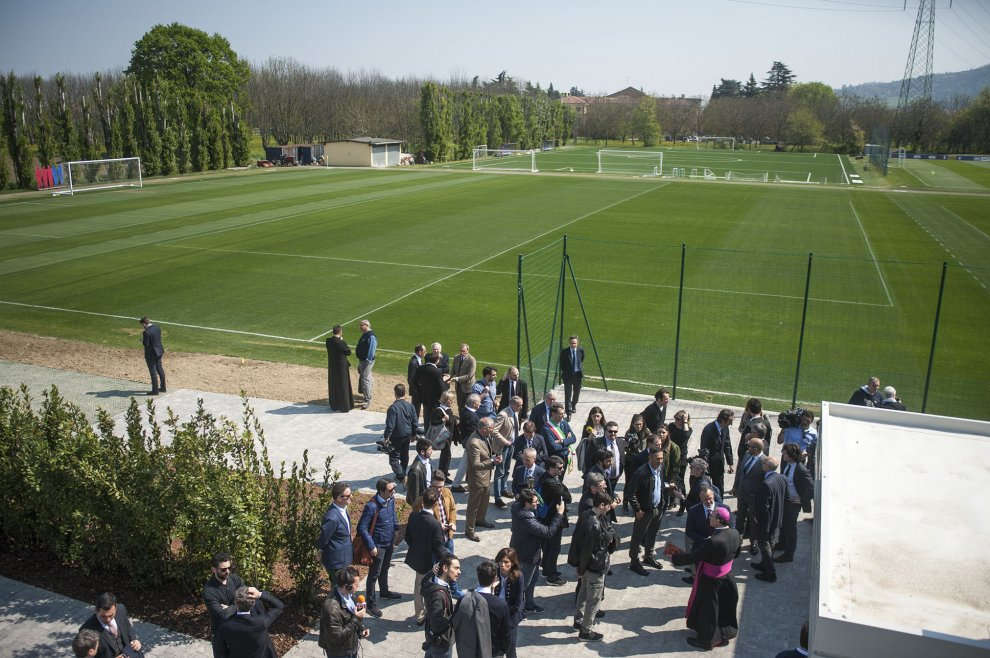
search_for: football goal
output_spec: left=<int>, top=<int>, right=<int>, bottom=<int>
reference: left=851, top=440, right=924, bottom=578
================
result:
left=51, top=157, right=143, bottom=196
left=472, top=148, right=537, bottom=173
left=726, top=170, right=769, bottom=183
left=697, top=136, right=735, bottom=150
left=597, top=149, right=663, bottom=177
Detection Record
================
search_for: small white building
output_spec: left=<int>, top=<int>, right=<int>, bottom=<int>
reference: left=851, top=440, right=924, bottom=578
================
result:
left=323, top=137, right=403, bottom=167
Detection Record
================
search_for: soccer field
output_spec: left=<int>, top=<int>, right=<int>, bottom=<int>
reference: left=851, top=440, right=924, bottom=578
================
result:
left=460, top=144, right=849, bottom=184
left=1, top=166, right=988, bottom=419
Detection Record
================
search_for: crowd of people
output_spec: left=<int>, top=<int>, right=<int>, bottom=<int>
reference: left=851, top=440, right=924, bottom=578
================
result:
left=91, top=321, right=902, bottom=657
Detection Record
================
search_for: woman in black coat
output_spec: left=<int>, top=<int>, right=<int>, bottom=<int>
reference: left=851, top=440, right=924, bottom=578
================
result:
left=667, top=410, right=693, bottom=514
left=495, top=547, right=525, bottom=658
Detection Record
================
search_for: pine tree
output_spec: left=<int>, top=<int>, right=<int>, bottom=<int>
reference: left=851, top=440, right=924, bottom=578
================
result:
left=53, top=73, right=79, bottom=162
left=205, top=104, right=223, bottom=170
left=229, top=107, right=250, bottom=167
left=743, top=73, right=759, bottom=98
left=136, top=84, right=161, bottom=175
left=189, top=99, right=207, bottom=172
left=174, top=96, right=190, bottom=173
left=762, top=61, right=796, bottom=93
left=0, top=127, right=8, bottom=190
left=419, top=82, right=453, bottom=163
left=77, top=95, right=98, bottom=161
left=33, top=76, right=56, bottom=167
left=157, top=92, right=178, bottom=175
left=93, top=73, right=113, bottom=156
left=116, top=81, right=138, bottom=158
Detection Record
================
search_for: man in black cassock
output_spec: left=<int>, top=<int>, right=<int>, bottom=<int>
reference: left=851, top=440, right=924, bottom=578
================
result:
left=669, top=506, right=741, bottom=650
left=326, top=325, right=354, bottom=412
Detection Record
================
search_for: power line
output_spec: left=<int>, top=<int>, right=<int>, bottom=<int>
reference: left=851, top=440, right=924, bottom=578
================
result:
left=936, top=16, right=990, bottom=62
left=726, top=0, right=904, bottom=12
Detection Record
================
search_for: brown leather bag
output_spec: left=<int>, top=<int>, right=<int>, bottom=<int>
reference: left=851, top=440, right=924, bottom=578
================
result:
left=351, top=505, right=380, bottom=567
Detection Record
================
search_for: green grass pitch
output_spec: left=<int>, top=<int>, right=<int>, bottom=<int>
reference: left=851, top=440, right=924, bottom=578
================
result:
left=0, top=157, right=988, bottom=419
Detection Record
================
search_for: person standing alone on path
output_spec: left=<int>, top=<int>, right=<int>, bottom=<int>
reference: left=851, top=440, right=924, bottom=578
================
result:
left=139, top=316, right=165, bottom=395
left=356, top=319, right=377, bottom=409
left=326, top=325, right=354, bottom=413
left=559, top=336, right=584, bottom=420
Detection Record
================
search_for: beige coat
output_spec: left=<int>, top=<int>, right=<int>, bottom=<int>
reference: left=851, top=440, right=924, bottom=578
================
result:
left=466, top=431, right=496, bottom=489
left=450, top=353, right=477, bottom=394
left=492, top=408, right=518, bottom=450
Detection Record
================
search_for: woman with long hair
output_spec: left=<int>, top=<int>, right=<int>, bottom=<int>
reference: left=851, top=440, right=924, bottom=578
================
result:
left=667, top=409, right=693, bottom=515
left=622, top=413, right=649, bottom=512
left=494, top=547, right=524, bottom=658
left=577, top=406, right=607, bottom=473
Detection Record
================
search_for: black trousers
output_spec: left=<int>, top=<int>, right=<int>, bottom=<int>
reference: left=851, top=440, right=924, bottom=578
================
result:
left=756, top=539, right=776, bottom=577
left=629, top=503, right=664, bottom=562
left=438, top=443, right=452, bottom=480
left=708, top=462, right=725, bottom=498
left=388, top=435, right=412, bottom=481
left=145, top=354, right=166, bottom=392
left=366, top=543, right=394, bottom=606
left=563, top=374, right=583, bottom=414
left=542, top=523, right=564, bottom=578
left=780, top=501, right=802, bottom=558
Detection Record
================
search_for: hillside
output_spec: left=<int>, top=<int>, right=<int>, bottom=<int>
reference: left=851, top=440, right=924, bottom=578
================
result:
left=837, top=63, right=990, bottom=104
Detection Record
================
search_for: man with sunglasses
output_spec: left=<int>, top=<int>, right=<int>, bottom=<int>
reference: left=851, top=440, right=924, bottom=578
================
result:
left=319, top=483, right=355, bottom=585
left=204, top=552, right=247, bottom=657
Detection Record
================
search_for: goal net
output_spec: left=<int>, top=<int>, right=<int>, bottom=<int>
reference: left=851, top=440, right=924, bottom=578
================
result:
left=52, top=157, right=143, bottom=196
left=697, top=137, right=735, bottom=150
left=596, top=149, right=663, bottom=176
left=726, top=171, right=768, bottom=182
left=472, top=148, right=537, bottom=173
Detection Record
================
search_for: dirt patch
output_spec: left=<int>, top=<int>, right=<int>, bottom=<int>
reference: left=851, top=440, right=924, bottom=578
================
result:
left=0, top=329, right=403, bottom=413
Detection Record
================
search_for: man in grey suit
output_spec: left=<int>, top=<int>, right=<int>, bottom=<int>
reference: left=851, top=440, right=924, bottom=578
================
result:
left=140, top=316, right=166, bottom=395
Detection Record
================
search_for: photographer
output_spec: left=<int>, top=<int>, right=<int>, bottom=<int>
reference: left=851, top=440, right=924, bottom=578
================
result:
left=568, top=490, right=618, bottom=641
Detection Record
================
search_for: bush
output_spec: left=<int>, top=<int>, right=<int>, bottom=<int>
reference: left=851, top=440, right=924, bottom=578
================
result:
left=0, top=385, right=336, bottom=599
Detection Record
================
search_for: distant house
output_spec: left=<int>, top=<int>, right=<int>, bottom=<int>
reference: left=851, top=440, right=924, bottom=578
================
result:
left=323, top=137, right=403, bottom=167
left=560, top=94, right=589, bottom=115
left=605, top=86, right=648, bottom=103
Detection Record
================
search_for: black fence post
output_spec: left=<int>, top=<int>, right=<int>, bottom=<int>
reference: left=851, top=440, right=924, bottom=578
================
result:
left=516, top=254, right=523, bottom=369
left=792, top=253, right=813, bottom=409
left=673, top=243, right=686, bottom=399
left=922, top=262, right=948, bottom=413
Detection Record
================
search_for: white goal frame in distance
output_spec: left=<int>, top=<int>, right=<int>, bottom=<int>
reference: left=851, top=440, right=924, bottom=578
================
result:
left=472, top=148, right=537, bottom=173
left=596, top=149, right=663, bottom=176
left=696, top=136, right=735, bottom=151
left=51, top=157, right=143, bottom=196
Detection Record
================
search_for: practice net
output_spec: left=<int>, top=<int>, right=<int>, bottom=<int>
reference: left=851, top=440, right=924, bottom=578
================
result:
left=472, top=148, right=537, bottom=173
left=52, top=157, right=143, bottom=196
left=596, top=149, right=663, bottom=177
left=518, top=239, right=564, bottom=397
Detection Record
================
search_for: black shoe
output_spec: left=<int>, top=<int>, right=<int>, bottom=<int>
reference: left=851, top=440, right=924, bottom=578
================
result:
left=630, top=562, right=649, bottom=576
left=476, top=519, right=495, bottom=528
left=686, top=637, right=728, bottom=650
left=607, top=568, right=613, bottom=576
left=751, top=560, right=768, bottom=572
left=159, top=388, right=166, bottom=393
left=578, top=629, right=603, bottom=641
left=572, top=621, right=582, bottom=630
left=524, top=604, right=544, bottom=613
left=451, top=484, right=467, bottom=493
left=367, top=607, right=383, bottom=618
left=676, top=508, right=685, bottom=517
left=147, top=391, right=159, bottom=396
left=749, top=545, right=757, bottom=555
left=416, top=617, right=426, bottom=626
left=466, top=533, right=481, bottom=542
left=682, top=576, right=695, bottom=584
left=644, top=557, right=663, bottom=570
left=755, top=572, right=777, bottom=582
left=595, top=610, right=605, bottom=619
left=493, top=497, right=506, bottom=509
left=546, top=576, right=567, bottom=586
left=381, top=591, right=401, bottom=599
left=775, top=555, right=794, bottom=563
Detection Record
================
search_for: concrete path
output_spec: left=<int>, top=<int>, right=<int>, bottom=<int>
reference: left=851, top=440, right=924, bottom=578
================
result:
left=0, top=361, right=810, bottom=657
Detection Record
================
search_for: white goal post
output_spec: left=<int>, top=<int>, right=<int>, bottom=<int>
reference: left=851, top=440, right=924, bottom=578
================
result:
left=51, top=157, right=143, bottom=196
left=697, top=136, right=735, bottom=151
left=596, top=149, right=663, bottom=176
left=472, top=148, right=537, bottom=173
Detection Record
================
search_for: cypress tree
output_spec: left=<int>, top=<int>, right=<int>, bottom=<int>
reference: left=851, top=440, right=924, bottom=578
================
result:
left=53, top=73, right=79, bottom=162
left=33, top=76, right=56, bottom=167
left=136, top=84, right=161, bottom=175
left=189, top=99, right=207, bottom=172
left=77, top=95, right=98, bottom=161
left=116, top=81, right=138, bottom=158
left=93, top=73, right=113, bottom=156
left=173, top=95, right=190, bottom=173
left=205, top=104, right=222, bottom=170
left=157, top=92, right=177, bottom=175
left=229, top=110, right=250, bottom=167
left=1, top=72, right=34, bottom=188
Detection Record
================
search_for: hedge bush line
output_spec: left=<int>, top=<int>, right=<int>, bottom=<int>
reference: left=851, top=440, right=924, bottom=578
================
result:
left=0, top=385, right=337, bottom=607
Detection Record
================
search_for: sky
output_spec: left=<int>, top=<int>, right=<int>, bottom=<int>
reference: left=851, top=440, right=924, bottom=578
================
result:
left=1, top=0, right=988, bottom=97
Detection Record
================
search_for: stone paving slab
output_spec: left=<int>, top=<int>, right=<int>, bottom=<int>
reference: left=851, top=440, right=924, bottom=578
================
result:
left=0, top=361, right=809, bottom=657
left=0, top=359, right=146, bottom=420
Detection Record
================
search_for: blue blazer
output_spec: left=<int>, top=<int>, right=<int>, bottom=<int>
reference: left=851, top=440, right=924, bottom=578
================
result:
left=541, top=420, right=576, bottom=459
left=685, top=502, right=732, bottom=544
left=317, top=506, right=353, bottom=572
left=512, top=463, right=546, bottom=495
left=357, top=495, right=397, bottom=548
left=512, top=433, right=549, bottom=467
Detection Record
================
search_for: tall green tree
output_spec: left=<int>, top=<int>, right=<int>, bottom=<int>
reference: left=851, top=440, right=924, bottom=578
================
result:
left=93, top=73, right=113, bottom=156
left=115, top=81, right=138, bottom=158
left=784, top=107, right=824, bottom=150
left=763, top=61, right=796, bottom=93
left=497, top=94, right=524, bottom=146
left=127, top=23, right=249, bottom=104
left=0, top=127, right=8, bottom=190
left=53, top=73, right=79, bottom=162
left=712, top=79, right=743, bottom=99
left=33, top=76, right=56, bottom=167
left=419, top=82, right=453, bottom=162
left=743, top=74, right=759, bottom=98
left=189, top=99, right=207, bottom=172
left=77, top=95, right=99, bottom=161
left=136, top=84, right=162, bottom=175
left=156, top=92, right=177, bottom=175
left=1, top=72, right=34, bottom=188
left=173, top=95, right=191, bottom=173
left=632, top=97, right=661, bottom=146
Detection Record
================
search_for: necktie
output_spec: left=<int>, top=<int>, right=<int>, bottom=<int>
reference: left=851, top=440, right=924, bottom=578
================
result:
left=744, top=455, right=754, bottom=474
left=510, top=381, right=514, bottom=398
left=109, top=619, right=119, bottom=637
left=572, top=348, right=577, bottom=371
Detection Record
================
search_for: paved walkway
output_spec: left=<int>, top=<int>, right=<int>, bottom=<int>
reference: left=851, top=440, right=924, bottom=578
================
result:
left=0, top=362, right=811, bottom=657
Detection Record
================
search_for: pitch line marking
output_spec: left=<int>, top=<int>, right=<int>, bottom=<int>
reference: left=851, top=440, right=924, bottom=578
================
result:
left=308, top=184, right=666, bottom=341
left=837, top=154, right=850, bottom=185
left=849, top=200, right=894, bottom=307
left=160, top=244, right=891, bottom=308
left=941, top=205, right=990, bottom=242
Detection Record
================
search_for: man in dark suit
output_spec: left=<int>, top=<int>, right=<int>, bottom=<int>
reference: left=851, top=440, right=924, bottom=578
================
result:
left=541, top=403, right=577, bottom=464
left=700, top=409, right=735, bottom=497
left=683, top=484, right=731, bottom=584
left=754, top=456, right=788, bottom=583
left=511, top=448, right=545, bottom=495
left=496, top=366, right=529, bottom=419
left=777, top=443, right=814, bottom=563
left=203, top=552, right=248, bottom=657
left=472, top=560, right=512, bottom=657
left=640, top=388, right=670, bottom=434
left=430, top=342, right=450, bottom=375
left=214, top=587, right=284, bottom=658
left=528, top=391, right=556, bottom=434
left=539, top=455, right=572, bottom=586
left=591, top=421, right=625, bottom=494
left=139, top=316, right=165, bottom=395
left=414, top=354, right=448, bottom=426
left=732, top=437, right=766, bottom=546
left=405, top=439, right=433, bottom=506
left=318, top=482, right=354, bottom=584
left=628, top=448, right=675, bottom=576
left=405, top=488, right=451, bottom=625
left=510, top=489, right=566, bottom=613
left=80, top=592, right=143, bottom=658
left=407, top=344, right=426, bottom=420
left=848, top=376, right=882, bottom=407
left=558, top=335, right=585, bottom=419
left=513, top=420, right=548, bottom=468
